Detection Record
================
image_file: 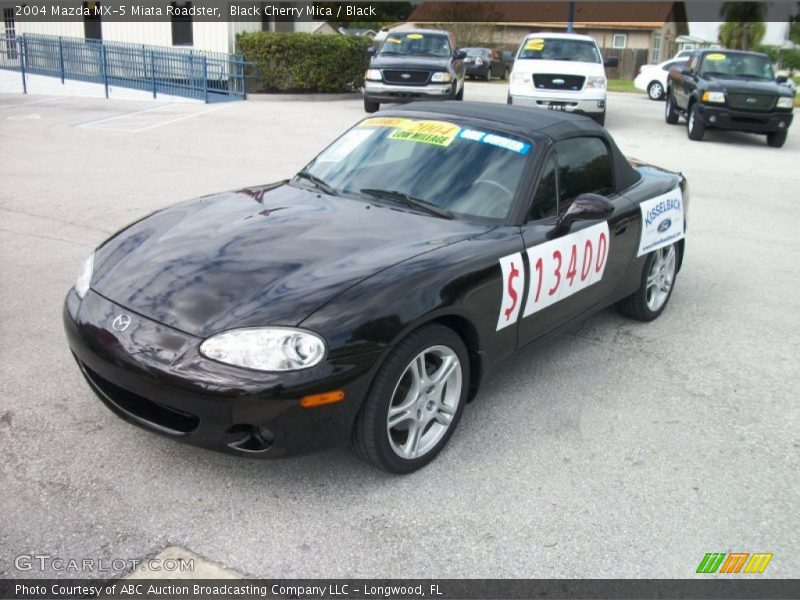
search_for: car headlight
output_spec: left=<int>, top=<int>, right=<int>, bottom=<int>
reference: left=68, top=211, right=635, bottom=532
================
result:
left=586, top=76, right=606, bottom=89
left=776, top=96, right=794, bottom=109
left=74, top=252, right=94, bottom=299
left=365, top=69, right=382, bottom=81
left=511, top=72, right=531, bottom=85
left=702, top=91, right=725, bottom=104
left=199, top=327, right=326, bottom=372
left=431, top=71, right=452, bottom=83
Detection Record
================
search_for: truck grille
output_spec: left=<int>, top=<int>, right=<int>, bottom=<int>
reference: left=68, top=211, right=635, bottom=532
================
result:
left=383, top=70, right=431, bottom=85
left=728, top=93, right=776, bottom=111
left=533, top=74, right=585, bottom=91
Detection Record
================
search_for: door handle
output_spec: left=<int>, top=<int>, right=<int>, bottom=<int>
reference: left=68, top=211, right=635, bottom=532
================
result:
left=614, top=223, right=630, bottom=236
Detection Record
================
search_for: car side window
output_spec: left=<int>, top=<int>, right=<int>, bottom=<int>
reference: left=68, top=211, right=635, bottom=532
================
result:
left=528, top=155, right=558, bottom=221
left=554, top=138, right=614, bottom=212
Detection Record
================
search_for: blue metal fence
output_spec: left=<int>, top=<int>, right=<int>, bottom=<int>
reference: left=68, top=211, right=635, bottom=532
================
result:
left=0, top=33, right=247, bottom=102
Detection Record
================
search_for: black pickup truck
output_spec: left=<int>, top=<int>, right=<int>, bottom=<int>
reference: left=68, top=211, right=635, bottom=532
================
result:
left=665, top=49, right=794, bottom=147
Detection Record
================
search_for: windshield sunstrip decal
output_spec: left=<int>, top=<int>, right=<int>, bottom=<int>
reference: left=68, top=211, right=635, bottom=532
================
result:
left=459, top=129, right=531, bottom=155
left=497, top=222, right=610, bottom=330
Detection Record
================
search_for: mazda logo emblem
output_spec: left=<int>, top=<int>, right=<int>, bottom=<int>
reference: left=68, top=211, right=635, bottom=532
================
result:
left=112, top=314, right=132, bottom=332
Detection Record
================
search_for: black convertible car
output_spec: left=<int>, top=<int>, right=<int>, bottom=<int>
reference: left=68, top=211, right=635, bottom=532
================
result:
left=64, top=103, right=688, bottom=473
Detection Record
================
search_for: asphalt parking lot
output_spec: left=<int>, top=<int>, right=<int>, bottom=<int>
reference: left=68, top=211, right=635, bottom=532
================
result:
left=1, top=82, right=798, bottom=579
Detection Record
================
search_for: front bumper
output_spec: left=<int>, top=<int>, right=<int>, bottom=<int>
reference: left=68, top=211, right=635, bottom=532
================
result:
left=509, top=89, right=606, bottom=115
left=364, top=80, right=453, bottom=102
left=694, top=103, right=794, bottom=133
left=64, top=289, right=382, bottom=458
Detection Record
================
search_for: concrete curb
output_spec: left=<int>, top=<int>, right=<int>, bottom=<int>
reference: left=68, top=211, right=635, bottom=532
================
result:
left=248, top=92, right=361, bottom=102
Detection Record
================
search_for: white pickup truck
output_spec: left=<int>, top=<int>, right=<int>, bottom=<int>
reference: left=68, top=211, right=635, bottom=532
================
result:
left=507, top=32, right=618, bottom=126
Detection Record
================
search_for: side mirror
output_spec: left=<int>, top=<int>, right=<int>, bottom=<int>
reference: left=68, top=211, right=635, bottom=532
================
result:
left=367, top=47, right=376, bottom=57
left=776, top=75, right=788, bottom=84
left=453, top=50, right=467, bottom=60
left=549, top=194, right=614, bottom=238
left=604, top=56, right=619, bottom=68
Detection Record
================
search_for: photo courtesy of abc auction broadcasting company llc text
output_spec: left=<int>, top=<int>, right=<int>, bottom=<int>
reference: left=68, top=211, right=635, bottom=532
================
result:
left=0, top=0, right=798, bottom=598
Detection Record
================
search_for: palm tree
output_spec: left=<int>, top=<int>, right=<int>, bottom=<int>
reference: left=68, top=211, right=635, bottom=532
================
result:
left=718, top=3, right=766, bottom=50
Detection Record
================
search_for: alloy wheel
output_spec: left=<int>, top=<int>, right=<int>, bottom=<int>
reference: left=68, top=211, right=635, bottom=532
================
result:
left=646, top=245, right=676, bottom=312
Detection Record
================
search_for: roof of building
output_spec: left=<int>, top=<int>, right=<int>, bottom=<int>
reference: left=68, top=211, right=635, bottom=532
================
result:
left=408, top=1, right=688, bottom=32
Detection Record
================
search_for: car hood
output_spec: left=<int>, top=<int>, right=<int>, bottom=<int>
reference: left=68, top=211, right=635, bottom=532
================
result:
left=91, top=183, right=490, bottom=338
left=370, top=54, right=452, bottom=71
left=705, top=76, right=787, bottom=95
left=512, top=59, right=605, bottom=77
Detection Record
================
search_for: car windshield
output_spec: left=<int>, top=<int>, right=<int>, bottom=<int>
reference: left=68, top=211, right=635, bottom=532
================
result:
left=699, top=52, right=775, bottom=80
left=379, top=32, right=452, bottom=57
left=299, top=117, right=532, bottom=221
left=517, top=38, right=600, bottom=63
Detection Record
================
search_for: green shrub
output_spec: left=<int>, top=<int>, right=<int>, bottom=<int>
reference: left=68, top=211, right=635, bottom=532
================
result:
left=237, top=32, right=371, bottom=93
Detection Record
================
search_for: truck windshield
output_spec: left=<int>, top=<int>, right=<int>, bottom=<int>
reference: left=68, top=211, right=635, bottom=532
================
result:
left=299, top=117, right=532, bottom=221
left=517, top=38, right=600, bottom=63
left=379, top=32, right=452, bottom=57
left=699, top=52, right=775, bottom=80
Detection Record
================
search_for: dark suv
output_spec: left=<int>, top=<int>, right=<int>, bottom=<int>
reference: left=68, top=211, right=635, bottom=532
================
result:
left=665, top=49, right=794, bottom=147
left=461, top=47, right=513, bottom=81
left=363, top=29, right=466, bottom=113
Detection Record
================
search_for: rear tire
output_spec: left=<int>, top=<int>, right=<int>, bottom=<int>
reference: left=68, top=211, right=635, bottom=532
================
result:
left=687, top=103, right=705, bottom=141
left=767, top=131, right=787, bottom=148
left=647, top=81, right=664, bottom=100
left=352, top=324, right=469, bottom=474
left=665, top=89, right=679, bottom=124
left=364, top=97, right=379, bottom=113
left=507, top=94, right=513, bottom=105
left=617, top=243, right=680, bottom=322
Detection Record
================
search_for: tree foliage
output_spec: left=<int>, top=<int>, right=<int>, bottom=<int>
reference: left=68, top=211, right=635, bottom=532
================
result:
left=718, top=3, right=766, bottom=50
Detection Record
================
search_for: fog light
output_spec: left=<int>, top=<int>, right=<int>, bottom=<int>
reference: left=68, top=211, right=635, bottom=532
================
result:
left=709, top=115, right=717, bottom=123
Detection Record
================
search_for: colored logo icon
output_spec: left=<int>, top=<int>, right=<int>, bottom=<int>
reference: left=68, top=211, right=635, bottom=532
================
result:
left=696, top=552, right=773, bottom=574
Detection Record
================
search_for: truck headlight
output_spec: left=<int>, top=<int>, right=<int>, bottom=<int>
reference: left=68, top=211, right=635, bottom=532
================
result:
left=776, top=96, right=794, bottom=109
left=74, top=252, right=94, bottom=299
left=586, top=76, right=606, bottom=89
left=200, top=327, right=326, bottom=372
left=702, top=91, right=726, bottom=104
left=511, top=72, right=531, bottom=85
left=431, top=72, right=452, bottom=83
left=365, top=69, right=382, bottom=81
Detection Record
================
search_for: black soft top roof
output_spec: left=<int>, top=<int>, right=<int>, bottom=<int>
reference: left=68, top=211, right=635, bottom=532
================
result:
left=388, top=101, right=642, bottom=192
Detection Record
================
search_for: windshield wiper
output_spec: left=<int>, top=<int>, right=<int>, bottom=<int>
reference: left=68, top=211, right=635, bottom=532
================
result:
left=360, top=188, right=453, bottom=219
left=295, top=170, right=338, bottom=196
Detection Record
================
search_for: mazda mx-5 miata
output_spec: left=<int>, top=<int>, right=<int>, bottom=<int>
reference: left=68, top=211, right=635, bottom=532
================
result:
left=64, top=102, right=688, bottom=473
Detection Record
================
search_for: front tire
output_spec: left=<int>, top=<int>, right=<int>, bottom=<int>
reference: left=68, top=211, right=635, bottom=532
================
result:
left=687, top=103, right=705, bottom=141
left=617, top=243, right=679, bottom=322
left=647, top=81, right=664, bottom=100
left=364, top=97, right=379, bottom=113
left=767, top=131, right=787, bottom=148
left=352, top=324, right=469, bottom=474
left=665, top=89, right=679, bottom=124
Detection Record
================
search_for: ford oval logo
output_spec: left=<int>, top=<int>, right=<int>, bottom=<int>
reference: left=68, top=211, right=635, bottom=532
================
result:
left=657, top=218, right=672, bottom=233
left=746, top=97, right=757, bottom=103
left=401, top=73, right=411, bottom=79
left=112, top=314, right=132, bottom=332
left=553, top=78, right=565, bottom=85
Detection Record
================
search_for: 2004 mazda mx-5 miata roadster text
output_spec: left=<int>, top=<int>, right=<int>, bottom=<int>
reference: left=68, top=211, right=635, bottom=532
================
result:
left=64, top=102, right=688, bottom=473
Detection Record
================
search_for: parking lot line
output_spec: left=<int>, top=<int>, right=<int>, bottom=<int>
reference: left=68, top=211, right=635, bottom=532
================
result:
left=75, top=103, right=229, bottom=133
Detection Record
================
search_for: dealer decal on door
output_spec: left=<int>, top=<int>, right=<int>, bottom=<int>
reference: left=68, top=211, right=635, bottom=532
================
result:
left=496, top=222, right=610, bottom=331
